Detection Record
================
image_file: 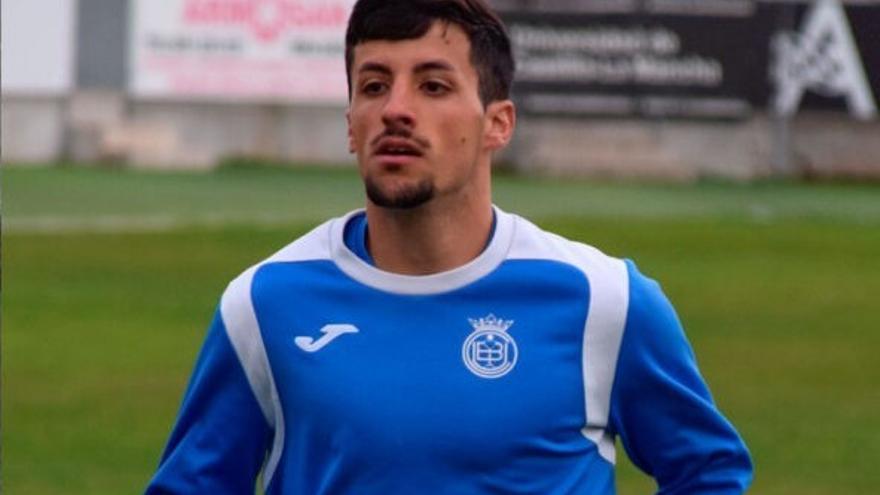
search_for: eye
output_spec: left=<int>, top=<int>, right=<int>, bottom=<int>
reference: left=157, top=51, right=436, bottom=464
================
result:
left=421, top=80, right=450, bottom=96
left=360, top=81, right=387, bottom=96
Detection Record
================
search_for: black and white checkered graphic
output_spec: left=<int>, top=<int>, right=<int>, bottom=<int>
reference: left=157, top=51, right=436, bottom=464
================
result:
left=771, top=0, right=876, bottom=119
left=773, top=31, right=847, bottom=97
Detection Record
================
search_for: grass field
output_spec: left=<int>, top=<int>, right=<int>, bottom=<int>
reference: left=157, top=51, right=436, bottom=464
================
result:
left=3, top=165, right=880, bottom=494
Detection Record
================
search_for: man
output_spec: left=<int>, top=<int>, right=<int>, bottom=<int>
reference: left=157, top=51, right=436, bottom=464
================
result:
left=146, top=1, right=753, bottom=493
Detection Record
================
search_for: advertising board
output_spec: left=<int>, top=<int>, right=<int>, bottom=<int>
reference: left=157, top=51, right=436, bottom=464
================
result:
left=130, top=0, right=357, bottom=103
left=499, top=0, right=878, bottom=120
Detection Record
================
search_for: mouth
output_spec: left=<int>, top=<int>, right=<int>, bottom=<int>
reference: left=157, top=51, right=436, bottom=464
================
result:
left=373, top=138, right=424, bottom=159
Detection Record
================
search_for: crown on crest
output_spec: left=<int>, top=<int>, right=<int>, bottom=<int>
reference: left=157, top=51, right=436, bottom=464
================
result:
left=468, top=314, right=514, bottom=332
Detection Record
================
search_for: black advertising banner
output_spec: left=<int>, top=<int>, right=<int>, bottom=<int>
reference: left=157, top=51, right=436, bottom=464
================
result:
left=496, top=0, right=880, bottom=120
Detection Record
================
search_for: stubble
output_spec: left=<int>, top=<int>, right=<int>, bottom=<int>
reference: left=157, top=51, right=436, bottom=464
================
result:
left=364, top=176, right=435, bottom=209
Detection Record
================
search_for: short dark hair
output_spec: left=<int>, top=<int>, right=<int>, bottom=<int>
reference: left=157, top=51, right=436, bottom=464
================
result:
left=345, top=0, right=515, bottom=106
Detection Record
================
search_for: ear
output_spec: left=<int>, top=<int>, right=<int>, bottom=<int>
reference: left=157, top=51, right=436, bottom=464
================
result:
left=483, top=100, right=516, bottom=152
left=346, top=110, right=355, bottom=154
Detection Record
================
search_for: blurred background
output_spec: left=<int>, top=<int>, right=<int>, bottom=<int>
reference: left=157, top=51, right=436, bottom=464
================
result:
left=2, top=0, right=879, bottom=494
left=4, top=0, right=879, bottom=177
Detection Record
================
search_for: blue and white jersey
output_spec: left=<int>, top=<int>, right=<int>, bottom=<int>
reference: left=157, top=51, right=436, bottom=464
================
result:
left=146, top=207, right=752, bottom=494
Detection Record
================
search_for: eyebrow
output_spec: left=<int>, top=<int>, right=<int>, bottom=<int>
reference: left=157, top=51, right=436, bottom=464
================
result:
left=358, top=62, right=392, bottom=76
left=413, top=60, right=455, bottom=74
left=357, top=60, right=455, bottom=76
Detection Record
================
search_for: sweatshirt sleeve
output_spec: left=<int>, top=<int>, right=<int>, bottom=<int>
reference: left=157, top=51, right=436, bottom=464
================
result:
left=609, top=260, right=753, bottom=494
left=144, top=309, right=273, bottom=495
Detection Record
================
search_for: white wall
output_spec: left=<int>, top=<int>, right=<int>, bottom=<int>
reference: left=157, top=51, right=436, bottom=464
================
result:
left=2, top=0, right=77, bottom=95
left=1, top=0, right=77, bottom=163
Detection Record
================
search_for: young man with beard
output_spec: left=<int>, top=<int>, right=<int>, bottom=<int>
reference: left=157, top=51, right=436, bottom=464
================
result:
left=146, top=1, right=753, bottom=493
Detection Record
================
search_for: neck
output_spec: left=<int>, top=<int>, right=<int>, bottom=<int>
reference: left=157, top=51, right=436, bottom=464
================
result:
left=365, top=195, right=494, bottom=276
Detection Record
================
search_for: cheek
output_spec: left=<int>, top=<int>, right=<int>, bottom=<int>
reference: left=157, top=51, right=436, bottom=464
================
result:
left=445, top=116, right=482, bottom=155
left=349, top=103, right=376, bottom=137
left=349, top=114, right=371, bottom=152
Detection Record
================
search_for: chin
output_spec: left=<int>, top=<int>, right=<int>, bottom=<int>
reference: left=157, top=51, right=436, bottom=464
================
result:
left=365, top=176, right=435, bottom=210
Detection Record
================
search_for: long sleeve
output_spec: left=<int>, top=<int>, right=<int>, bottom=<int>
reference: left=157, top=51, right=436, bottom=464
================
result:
left=609, top=261, right=753, bottom=494
left=145, top=310, right=273, bottom=495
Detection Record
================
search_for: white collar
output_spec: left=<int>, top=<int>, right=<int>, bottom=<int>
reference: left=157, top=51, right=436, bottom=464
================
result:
left=329, top=205, right=515, bottom=295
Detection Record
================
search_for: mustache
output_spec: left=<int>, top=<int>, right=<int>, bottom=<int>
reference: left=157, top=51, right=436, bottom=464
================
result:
left=370, top=125, right=431, bottom=150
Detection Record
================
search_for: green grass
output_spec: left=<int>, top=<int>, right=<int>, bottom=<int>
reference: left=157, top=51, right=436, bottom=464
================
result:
left=5, top=165, right=880, bottom=232
left=3, top=165, right=879, bottom=494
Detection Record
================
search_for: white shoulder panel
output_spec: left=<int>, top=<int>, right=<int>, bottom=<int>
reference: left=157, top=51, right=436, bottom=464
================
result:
left=219, top=218, right=335, bottom=489
left=265, top=218, right=335, bottom=264
left=220, top=266, right=276, bottom=423
left=508, top=216, right=630, bottom=464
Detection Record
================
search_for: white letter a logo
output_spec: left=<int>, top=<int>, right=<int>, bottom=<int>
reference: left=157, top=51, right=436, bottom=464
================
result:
left=772, top=0, right=877, bottom=120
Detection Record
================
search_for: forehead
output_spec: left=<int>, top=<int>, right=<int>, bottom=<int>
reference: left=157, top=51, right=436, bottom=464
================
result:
left=352, top=22, right=474, bottom=74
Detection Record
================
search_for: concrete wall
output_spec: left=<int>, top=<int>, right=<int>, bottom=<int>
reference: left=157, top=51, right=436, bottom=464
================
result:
left=789, top=113, right=880, bottom=179
left=1, top=96, right=68, bottom=164
left=2, top=88, right=351, bottom=168
left=510, top=116, right=778, bottom=181
left=122, top=101, right=353, bottom=169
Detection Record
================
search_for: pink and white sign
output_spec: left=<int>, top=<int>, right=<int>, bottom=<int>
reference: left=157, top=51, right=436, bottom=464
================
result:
left=130, top=0, right=356, bottom=103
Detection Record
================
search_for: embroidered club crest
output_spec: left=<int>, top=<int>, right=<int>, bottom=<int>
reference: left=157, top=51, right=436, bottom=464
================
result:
left=462, top=314, right=518, bottom=379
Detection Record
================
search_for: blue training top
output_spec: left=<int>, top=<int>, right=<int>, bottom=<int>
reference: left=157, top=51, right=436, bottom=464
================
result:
left=146, top=207, right=753, bottom=494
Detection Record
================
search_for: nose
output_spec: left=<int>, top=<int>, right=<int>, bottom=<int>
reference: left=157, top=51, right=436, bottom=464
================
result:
left=381, top=83, right=416, bottom=129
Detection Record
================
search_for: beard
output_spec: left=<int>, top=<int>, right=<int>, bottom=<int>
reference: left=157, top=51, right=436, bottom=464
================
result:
left=364, top=176, right=435, bottom=209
